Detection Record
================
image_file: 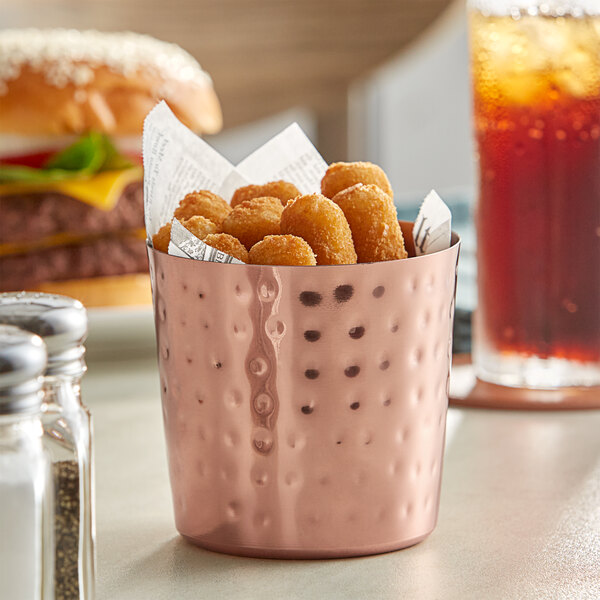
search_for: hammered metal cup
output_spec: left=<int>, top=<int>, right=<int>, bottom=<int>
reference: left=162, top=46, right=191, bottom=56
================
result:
left=148, top=224, right=460, bottom=558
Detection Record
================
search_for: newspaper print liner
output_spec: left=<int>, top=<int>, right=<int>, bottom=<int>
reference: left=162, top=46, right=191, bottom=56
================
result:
left=143, top=101, right=452, bottom=262
left=168, top=219, right=245, bottom=264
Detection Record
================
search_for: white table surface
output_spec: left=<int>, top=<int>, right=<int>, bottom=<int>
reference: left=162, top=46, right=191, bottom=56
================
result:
left=83, top=355, right=600, bottom=600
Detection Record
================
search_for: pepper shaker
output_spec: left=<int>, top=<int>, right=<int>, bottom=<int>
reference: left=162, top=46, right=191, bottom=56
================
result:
left=0, top=324, right=54, bottom=600
left=0, top=292, right=95, bottom=600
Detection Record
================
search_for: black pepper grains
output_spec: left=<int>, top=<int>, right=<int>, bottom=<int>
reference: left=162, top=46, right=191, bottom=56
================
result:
left=53, top=460, right=80, bottom=600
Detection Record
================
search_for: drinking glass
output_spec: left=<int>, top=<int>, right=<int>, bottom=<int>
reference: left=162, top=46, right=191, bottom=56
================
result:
left=469, top=0, right=600, bottom=388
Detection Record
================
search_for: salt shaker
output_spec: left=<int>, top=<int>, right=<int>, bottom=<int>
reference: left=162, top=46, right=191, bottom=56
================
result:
left=0, top=292, right=95, bottom=600
left=0, top=324, right=53, bottom=600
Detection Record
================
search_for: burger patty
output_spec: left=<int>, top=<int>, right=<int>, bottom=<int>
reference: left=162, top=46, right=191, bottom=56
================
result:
left=0, top=234, right=148, bottom=291
left=0, top=180, right=144, bottom=244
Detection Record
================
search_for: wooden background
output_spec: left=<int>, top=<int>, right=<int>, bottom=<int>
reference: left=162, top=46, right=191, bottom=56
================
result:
left=1, top=0, right=453, bottom=159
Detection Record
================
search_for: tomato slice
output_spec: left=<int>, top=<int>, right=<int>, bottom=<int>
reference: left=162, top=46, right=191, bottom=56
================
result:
left=1, top=149, right=141, bottom=169
left=124, top=152, right=143, bottom=165
left=0, top=151, right=58, bottom=168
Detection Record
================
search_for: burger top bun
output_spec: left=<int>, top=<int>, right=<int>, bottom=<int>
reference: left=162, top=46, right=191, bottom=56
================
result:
left=0, top=29, right=222, bottom=136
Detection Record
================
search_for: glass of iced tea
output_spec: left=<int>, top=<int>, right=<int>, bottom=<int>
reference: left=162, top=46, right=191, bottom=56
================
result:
left=469, top=1, right=600, bottom=388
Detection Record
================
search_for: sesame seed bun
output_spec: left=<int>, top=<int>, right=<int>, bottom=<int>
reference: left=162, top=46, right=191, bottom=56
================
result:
left=0, top=29, right=222, bottom=136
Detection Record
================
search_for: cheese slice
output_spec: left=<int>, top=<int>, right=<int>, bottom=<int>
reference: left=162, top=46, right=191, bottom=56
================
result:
left=0, top=166, right=143, bottom=211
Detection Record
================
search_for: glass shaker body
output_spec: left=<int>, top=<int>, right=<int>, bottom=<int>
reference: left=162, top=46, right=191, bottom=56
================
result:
left=42, top=369, right=94, bottom=600
left=0, top=413, right=53, bottom=600
left=0, top=292, right=96, bottom=600
left=0, top=324, right=53, bottom=600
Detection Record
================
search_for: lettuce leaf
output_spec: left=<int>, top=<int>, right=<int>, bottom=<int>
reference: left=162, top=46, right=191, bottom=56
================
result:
left=0, top=133, right=134, bottom=184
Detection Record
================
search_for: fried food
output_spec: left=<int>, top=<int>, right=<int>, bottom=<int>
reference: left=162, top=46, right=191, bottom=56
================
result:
left=231, top=181, right=300, bottom=207
left=181, top=215, right=219, bottom=240
left=332, top=184, right=407, bottom=262
left=321, top=162, right=393, bottom=200
left=222, top=197, right=283, bottom=250
left=280, top=194, right=357, bottom=265
left=203, top=233, right=249, bottom=263
left=161, top=159, right=406, bottom=265
left=152, top=222, right=172, bottom=253
left=173, top=190, right=231, bottom=226
left=249, top=235, right=317, bottom=266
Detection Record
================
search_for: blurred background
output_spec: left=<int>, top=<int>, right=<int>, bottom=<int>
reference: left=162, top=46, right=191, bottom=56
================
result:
left=1, top=0, right=476, bottom=357
left=0, top=0, right=474, bottom=203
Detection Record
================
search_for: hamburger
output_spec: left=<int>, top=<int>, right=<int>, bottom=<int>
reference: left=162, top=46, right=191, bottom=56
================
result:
left=0, top=29, right=222, bottom=306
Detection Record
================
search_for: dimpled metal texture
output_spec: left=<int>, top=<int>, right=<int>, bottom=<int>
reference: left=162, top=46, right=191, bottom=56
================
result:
left=148, top=232, right=460, bottom=558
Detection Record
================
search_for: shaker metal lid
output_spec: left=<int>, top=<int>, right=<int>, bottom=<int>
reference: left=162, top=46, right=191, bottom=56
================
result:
left=0, top=324, right=46, bottom=412
left=0, top=292, right=87, bottom=375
